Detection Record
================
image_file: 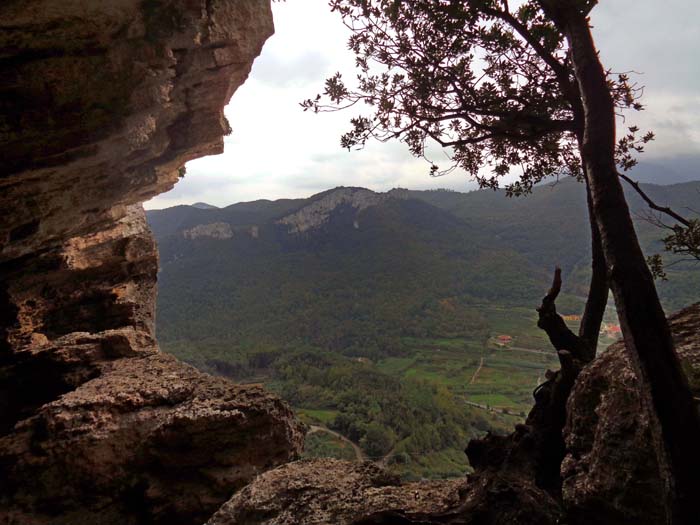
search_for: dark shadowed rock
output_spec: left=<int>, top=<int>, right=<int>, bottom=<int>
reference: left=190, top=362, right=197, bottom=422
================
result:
left=561, top=303, right=700, bottom=524
left=1, top=353, right=304, bottom=525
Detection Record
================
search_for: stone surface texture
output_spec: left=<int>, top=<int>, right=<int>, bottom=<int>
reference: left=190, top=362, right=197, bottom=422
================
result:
left=1, top=354, right=304, bottom=525
left=0, top=1, right=305, bottom=524
left=561, top=303, right=700, bottom=525
left=209, top=454, right=567, bottom=525
left=206, top=459, right=467, bottom=525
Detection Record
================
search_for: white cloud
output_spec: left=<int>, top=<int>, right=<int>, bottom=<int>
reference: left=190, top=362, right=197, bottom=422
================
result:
left=146, top=0, right=700, bottom=209
left=592, top=0, right=700, bottom=157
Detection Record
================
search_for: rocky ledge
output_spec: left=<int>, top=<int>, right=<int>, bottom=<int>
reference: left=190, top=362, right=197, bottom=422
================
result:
left=1, top=353, right=304, bottom=525
left=207, top=459, right=466, bottom=525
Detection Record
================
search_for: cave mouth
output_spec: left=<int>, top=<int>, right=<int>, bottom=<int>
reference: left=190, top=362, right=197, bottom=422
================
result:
left=0, top=354, right=92, bottom=436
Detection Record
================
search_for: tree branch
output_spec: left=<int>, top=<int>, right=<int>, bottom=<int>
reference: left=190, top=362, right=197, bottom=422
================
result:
left=618, top=171, right=692, bottom=227
left=483, top=7, right=569, bottom=82
left=536, top=267, right=591, bottom=365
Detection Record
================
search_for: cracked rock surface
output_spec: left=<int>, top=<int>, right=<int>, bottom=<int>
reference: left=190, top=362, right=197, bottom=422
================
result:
left=207, top=458, right=467, bottom=525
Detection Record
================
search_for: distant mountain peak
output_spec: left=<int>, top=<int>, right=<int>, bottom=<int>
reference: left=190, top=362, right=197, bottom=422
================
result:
left=191, top=202, right=218, bottom=209
left=276, top=187, right=408, bottom=234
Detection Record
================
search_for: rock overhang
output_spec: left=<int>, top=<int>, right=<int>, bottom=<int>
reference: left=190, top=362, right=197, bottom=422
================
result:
left=0, top=2, right=305, bottom=523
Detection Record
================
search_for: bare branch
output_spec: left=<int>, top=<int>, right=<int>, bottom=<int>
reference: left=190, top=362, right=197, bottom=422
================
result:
left=618, top=172, right=691, bottom=227
left=545, top=266, right=562, bottom=303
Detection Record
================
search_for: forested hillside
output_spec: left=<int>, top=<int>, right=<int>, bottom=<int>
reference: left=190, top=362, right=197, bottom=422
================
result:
left=148, top=178, right=700, bottom=479
left=154, top=196, right=545, bottom=353
left=408, top=178, right=700, bottom=309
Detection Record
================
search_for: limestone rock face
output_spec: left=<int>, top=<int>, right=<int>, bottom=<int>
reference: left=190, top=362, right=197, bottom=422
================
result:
left=276, top=187, right=408, bottom=234
left=0, top=0, right=274, bottom=263
left=206, top=459, right=467, bottom=525
left=561, top=304, right=700, bottom=525
left=183, top=222, right=235, bottom=239
left=0, top=1, right=304, bottom=523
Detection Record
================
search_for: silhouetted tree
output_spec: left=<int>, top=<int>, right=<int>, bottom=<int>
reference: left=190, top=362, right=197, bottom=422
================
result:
left=305, top=1, right=700, bottom=522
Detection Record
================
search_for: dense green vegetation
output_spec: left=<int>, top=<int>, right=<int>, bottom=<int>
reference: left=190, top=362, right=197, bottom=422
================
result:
left=155, top=197, right=544, bottom=355
left=408, top=179, right=700, bottom=310
left=148, top=178, right=700, bottom=479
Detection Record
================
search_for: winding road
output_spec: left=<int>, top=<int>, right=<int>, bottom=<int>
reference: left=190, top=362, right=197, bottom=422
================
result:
left=463, top=399, right=519, bottom=417
left=468, top=357, right=484, bottom=385
left=500, top=345, right=555, bottom=357
left=308, top=425, right=365, bottom=461
left=307, top=425, right=402, bottom=464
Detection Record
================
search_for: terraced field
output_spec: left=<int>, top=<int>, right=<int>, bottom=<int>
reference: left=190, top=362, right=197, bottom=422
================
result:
left=374, top=305, right=582, bottom=417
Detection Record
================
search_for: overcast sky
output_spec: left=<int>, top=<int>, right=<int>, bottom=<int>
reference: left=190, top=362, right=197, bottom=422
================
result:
left=146, top=1, right=700, bottom=209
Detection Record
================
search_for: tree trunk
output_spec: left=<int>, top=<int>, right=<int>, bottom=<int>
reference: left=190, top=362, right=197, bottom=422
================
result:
left=552, top=5, right=700, bottom=523
left=578, top=186, right=607, bottom=357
